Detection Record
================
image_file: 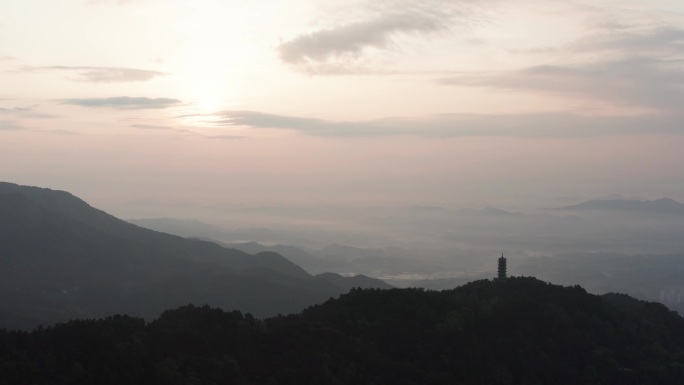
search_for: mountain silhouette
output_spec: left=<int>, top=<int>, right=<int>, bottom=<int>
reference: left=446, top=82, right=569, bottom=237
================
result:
left=314, top=272, right=393, bottom=291
left=0, top=182, right=388, bottom=329
left=2, top=278, right=684, bottom=384
left=217, top=241, right=344, bottom=274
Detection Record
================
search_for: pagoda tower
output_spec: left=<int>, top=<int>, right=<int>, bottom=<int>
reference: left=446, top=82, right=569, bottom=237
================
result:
left=497, top=253, right=507, bottom=280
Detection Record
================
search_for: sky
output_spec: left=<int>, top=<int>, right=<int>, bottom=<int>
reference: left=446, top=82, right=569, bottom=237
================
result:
left=2, top=0, right=684, bottom=215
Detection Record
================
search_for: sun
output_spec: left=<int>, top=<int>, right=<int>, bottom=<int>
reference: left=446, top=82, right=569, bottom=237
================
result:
left=198, top=96, right=219, bottom=113
left=167, top=2, right=267, bottom=117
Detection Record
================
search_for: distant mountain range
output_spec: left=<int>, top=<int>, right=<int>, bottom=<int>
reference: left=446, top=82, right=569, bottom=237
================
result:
left=558, top=197, right=684, bottom=214
left=0, top=182, right=389, bottom=329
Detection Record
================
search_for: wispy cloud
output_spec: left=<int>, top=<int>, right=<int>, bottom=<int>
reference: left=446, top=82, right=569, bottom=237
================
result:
left=168, top=128, right=245, bottom=140
left=571, top=26, right=684, bottom=56
left=19, top=66, right=166, bottom=83
left=276, top=0, right=500, bottom=74
left=0, top=107, right=32, bottom=113
left=277, top=0, right=473, bottom=75
left=62, top=96, right=182, bottom=109
left=438, top=56, right=684, bottom=112
left=130, top=124, right=174, bottom=130
left=211, top=111, right=366, bottom=135
left=205, top=110, right=684, bottom=138
left=279, top=14, right=442, bottom=64
left=0, top=121, right=27, bottom=131
left=42, top=129, right=80, bottom=136
left=462, top=14, right=684, bottom=113
left=87, top=0, right=134, bottom=5
left=0, top=105, right=58, bottom=119
left=201, top=134, right=245, bottom=140
left=437, top=20, right=684, bottom=113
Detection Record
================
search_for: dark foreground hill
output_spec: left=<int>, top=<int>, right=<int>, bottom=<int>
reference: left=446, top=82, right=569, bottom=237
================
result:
left=0, top=182, right=388, bottom=329
left=2, top=277, right=684, bottom=385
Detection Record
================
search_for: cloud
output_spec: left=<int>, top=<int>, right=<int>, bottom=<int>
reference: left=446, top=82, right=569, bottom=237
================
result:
left=278, top=10, right=450, bottom=74
left=0, top=121, right=27, bottom=131
left=0, top=105, right=58, bottom=119
left=42, top=129, right=80, bottom=136
left=573, top=26, right=684, bottom=56
left=202, top=134, right=245, bottom=140
left=210, top=110, right=411, bottom=137
left=19, top=66, right=166, bottom=83
left=0, top=107, right=31, bottom=113
left=279, top=14, right=442, bottom=64
left=130, top=124, right=174, bottom=130
left=88, top=0, right=134, bottom=5
left=480, top=18, right=684, bottom=112
left=166, top=127, right=245, bottom=140
left=62, top=96, right=182, bottom=109
left=437, top=57, right=684, bottom=112
left=206, top=110, right=684, bottom=138
left=275, top=0, right=498, bottom=74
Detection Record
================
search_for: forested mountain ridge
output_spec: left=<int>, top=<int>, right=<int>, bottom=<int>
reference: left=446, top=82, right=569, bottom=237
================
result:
left=1, top=277, right=683, bottom=385
left=0, top=182, right=388, bottom=329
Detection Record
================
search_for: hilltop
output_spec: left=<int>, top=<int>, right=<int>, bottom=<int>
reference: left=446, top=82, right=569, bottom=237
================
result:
left=1, top=278, right=683, bottom=384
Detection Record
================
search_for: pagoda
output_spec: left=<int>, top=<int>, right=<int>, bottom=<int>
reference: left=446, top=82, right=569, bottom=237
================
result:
left=497, top=253, right=507, bottom=280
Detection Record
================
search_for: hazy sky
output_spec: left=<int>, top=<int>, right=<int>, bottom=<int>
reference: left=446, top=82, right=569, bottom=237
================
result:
left=2, top=0, right=684, bottom=213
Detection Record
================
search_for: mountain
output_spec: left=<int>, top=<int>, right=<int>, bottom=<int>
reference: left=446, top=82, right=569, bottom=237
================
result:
left=314, top=272, right=393, bottom=291
left=0, top=182, right=388, bottom=329
left=558, top=197, right=684, bottom=215
left=223, top=241, right=343, bottom=274
left=513, top=252, right=684, bottom=314
left=2, top=278, right=684, bottom=384
left=126, top=217, right=226, bottom=239
left=456, top=206, right=526, bottom=217
left=592, top=194, right=642, bottom=201
left=319, top=243, right=375, bottom=259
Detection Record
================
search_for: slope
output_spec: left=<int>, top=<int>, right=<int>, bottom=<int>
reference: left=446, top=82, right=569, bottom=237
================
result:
left=0, top=183, right=356, bottom=328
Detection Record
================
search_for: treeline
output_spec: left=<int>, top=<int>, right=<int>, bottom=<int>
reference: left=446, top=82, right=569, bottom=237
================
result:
left=2, top=277, right=684, bottom=385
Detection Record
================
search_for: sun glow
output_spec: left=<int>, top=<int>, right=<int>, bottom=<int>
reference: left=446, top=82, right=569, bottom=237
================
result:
left=166, top=2, right=267, bottom=115
left=198, top=96, right=220, bottom=113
